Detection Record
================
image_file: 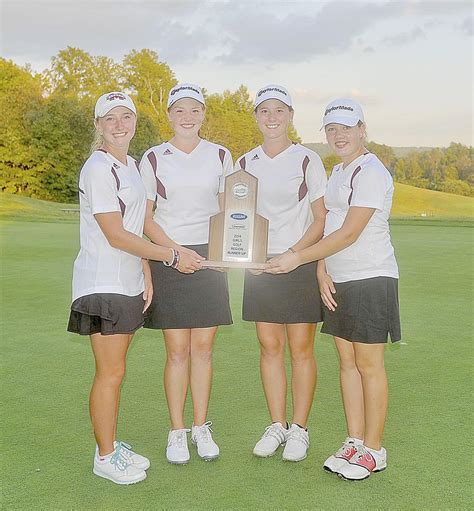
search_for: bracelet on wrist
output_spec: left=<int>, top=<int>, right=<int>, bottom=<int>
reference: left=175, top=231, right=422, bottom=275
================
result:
left=171, top=250, right=180, bottom=269
left=163, top=248, right=176, bottom=267
left=288, top=247, right=296, bottom=254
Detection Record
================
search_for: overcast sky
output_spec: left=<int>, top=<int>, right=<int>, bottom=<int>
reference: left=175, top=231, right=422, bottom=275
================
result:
left=1, top=0, right=472, bottom=147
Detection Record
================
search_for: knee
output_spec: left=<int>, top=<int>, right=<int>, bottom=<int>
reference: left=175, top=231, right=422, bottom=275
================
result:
left=259, top=338, right=285, bottom=360
left=95, top=364, right=126, bottom=387
left=339, top=356, right=358, bottom=372
left=288, top=343, right=315, bottom=364
left=167, top=346, right=190, bottom=366
left=191, top=343, right=213, bottom=364
left=355, top=357, right=385, bottom=377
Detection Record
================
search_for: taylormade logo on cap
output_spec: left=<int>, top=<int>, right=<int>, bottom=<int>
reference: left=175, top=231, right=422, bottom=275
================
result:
left=254, top=84, right=292, bottom=109
left=322, top=98, right=364, bottom=129
left=167, top=83, right=205, bottom=109
left=94, top=91, right=137, bottom=118
left=324, top=105, right=354, bottom=116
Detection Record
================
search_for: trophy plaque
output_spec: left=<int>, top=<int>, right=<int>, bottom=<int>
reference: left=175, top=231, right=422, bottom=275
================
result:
left=201, top=169, right=269, bottom=269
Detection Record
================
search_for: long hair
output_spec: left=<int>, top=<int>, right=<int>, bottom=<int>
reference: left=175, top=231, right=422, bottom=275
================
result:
left=90, top=122, right=104, bottom=155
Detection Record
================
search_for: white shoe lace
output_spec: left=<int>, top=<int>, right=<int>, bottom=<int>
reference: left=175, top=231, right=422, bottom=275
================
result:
left=195, top=421, right=214, bottom=444
left=116, top=441, right=135, bottom=457
left=335, top=438, right=358, bottom=458
left=110, top=445, right=132, bottom=471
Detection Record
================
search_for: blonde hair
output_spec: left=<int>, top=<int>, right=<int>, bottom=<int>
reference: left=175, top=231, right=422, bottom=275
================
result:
left=90, top=122, right=104, bottom=155
left=358, top=120, right=369, bottom=143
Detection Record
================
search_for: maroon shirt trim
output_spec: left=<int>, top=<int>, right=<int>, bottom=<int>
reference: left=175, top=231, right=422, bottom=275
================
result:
left=348, top=165, right=362, bottom=205
left=147, top=151, right=167, bottom=199
left=298, top=156, right=310, bottom=201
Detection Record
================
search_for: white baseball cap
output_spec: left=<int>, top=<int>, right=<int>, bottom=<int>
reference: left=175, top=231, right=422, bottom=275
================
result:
left=254, top=84, right=292, bottom=110
left=94, top=92, right=136, bottom=118
left=167, top=83, right=205, bottom=109
left=322, top=98, right=364, bottom=129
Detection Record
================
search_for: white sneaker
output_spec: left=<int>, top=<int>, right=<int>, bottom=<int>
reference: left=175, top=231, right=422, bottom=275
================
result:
left=93, top=445, right=147, bottom=485
left=253, top=422, right=287, bottom=458
left=282, top=424, right=309, bottom=462
left=338, top=445, right=387, bottom=481
left=166, top=428, right=190, bottom=464
left=114, top=441, right=150, bottom=470
left=191, top=421, right=220, bottom=461
left=323, top=437, right=363, bottom=474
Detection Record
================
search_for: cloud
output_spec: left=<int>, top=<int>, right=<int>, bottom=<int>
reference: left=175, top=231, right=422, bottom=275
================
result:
left=2, top=0, right=473, bottom=70
left=382, top=26, right=426, bottom=46
left=1, top=0, right=207, bottom=66
left=213, top=1, right=394, bottom=64
left=459, top=16, right=473, bottom=36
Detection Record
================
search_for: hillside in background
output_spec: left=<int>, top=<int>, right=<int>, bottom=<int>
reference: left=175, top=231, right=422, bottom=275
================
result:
left=0, top=193, right=79, bottom=222
left=1, top=187, right=472, bottom=223
left=391, top=183, right=473, bottom=218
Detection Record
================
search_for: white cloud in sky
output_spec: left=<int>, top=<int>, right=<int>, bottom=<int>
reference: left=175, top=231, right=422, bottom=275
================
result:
left=1, top=0, right=472, bottom=146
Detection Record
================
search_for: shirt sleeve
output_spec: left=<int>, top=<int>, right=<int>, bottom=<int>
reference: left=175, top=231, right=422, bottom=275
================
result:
left=350, top=164, right=391, bottom=211
left=81, top=162, right=120, bottom=215
left=219, top=148, right=234, bottom=193
left=307, top=153, right=328, bottom=202
left=139, top=150, right=158, bottom=201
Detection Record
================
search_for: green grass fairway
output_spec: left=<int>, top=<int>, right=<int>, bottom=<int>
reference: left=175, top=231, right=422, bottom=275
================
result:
left=1, top=220, right=473, bottom=510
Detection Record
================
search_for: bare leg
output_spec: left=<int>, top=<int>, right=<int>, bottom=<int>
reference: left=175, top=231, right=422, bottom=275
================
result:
left=90, top=333, right=130, bottom=456
left=353, top=342, right=387, bottom=450
left=189, top=327, right=218, bottom=425
left=334, top=336, right=365, bottom=440
left=163, top=329, right=191, bottom=430
left=286, top=323, right=317, bottom=427
left=256, top=322, right=287, bottom=425
left=112, top=334, right=133, bottom=442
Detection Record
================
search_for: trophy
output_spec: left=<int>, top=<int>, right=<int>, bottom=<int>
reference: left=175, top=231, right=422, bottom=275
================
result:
left=201, top=169, right=268, bottom=269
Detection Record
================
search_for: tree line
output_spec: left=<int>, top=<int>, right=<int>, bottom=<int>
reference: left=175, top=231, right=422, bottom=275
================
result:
left=1, top=47, right=472, bottom=202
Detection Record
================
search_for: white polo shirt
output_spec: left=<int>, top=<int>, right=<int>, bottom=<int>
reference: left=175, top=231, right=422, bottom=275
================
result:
left=234, top=144, right=327, bottom=255
left=140, top=140, right=233, bottom=245
left=324, top=152, right=399, bottom=283
left=72, top=150, right=147, bottom=301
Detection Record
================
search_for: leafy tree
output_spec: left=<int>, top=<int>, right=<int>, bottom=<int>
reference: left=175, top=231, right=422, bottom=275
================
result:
left=0, top=58, right=45, bottom=196
left=26, top=95, right=91, bottom=201
left=129, top=111, right=161, bottom=162
left=322, top=154, right=340, bottom=176
left=122, top=49, right=176, bottom=142
left=43, top=46, right=122, bottom=99
left=367, top=141, right=397, bottom=172
left=202, top=86, right=261, bottom=158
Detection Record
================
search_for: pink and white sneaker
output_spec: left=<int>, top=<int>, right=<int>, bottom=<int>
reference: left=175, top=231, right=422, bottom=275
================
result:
left=338, top=445, right=387, bottom=481
left=323, top=437, right=363, bottom=474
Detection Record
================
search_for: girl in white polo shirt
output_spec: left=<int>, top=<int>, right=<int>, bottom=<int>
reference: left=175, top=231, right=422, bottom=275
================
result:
left=235, top=85, right=327, bottom=462
left=67, top=92, right=191, bottom=485
left=140, top=83, right=233, bottom=464
left=267, top=98, right=401, bottom=481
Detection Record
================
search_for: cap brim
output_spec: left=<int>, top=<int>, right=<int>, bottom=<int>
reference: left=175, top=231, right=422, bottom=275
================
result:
left=254, top=97, right=292, bottom=110
left=321, top=115, right=360, bottom=130
left=167, top=96, right=205, bottom=109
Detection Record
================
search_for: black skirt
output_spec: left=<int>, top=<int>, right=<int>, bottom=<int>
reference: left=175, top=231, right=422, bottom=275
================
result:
left=67, top=293, right=145, bottom=336
left=144, top=244, right=233, bottom=330
left=321, top=276, right=401, bottom=344
left=242, top=261, right=323, bottom=324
